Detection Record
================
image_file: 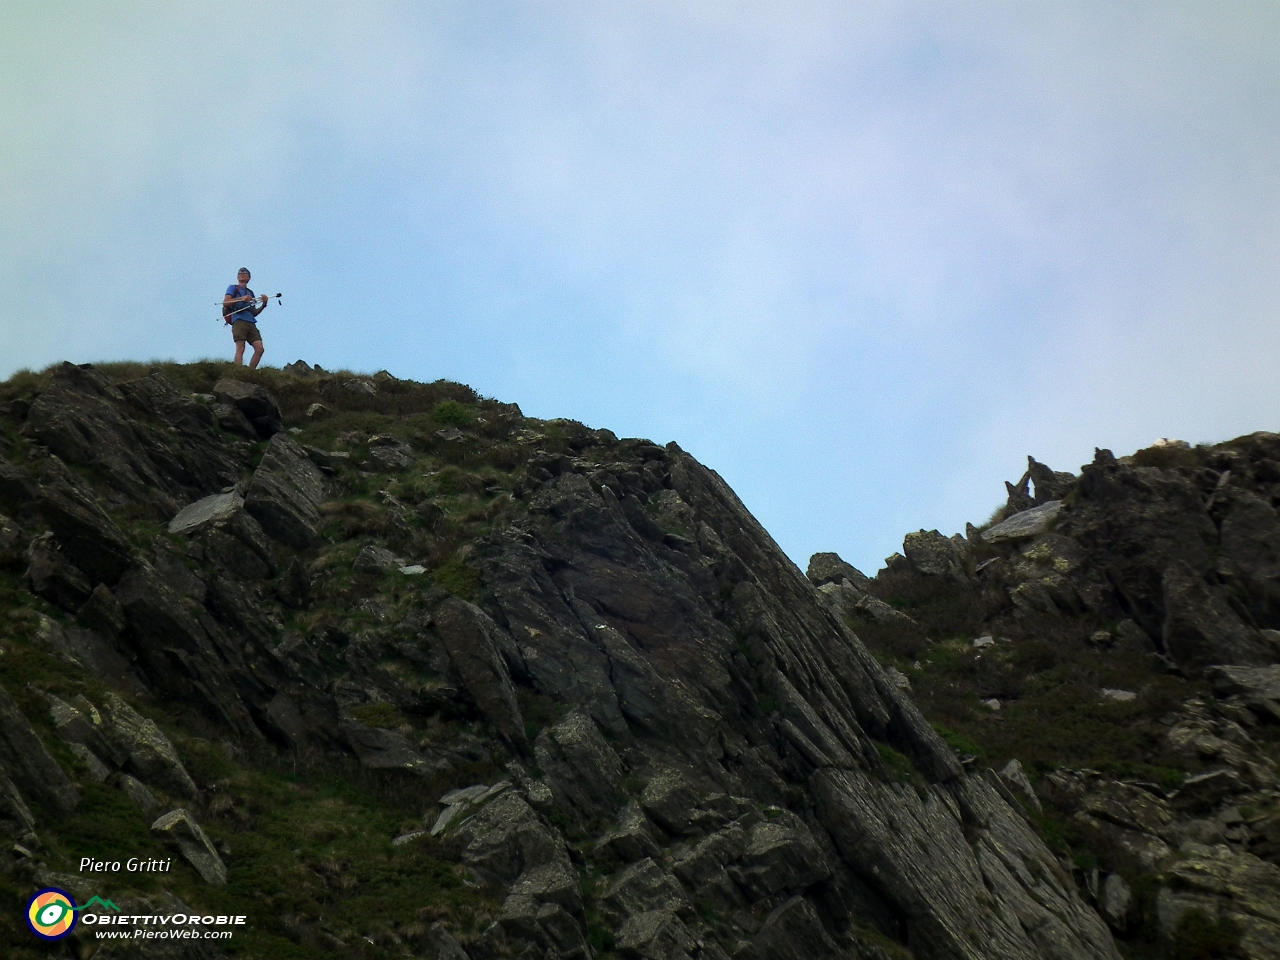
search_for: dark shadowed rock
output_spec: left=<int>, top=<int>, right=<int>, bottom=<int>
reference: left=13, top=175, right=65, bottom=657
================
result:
left=151, top=808, right=226, bottom=885
left=29, top=365, right=238, bottom=510
left=35, top=462, right=134, bottom=585
left=213, top=378, right=282, bottom=437
left=100, top=693, right=200, bottom=799
left=244, top=433, right=326, bottom=548
left=746, top=896, right=852, bottom=960
left=1162, top=561, right=1273, bottom=674
left=113, top=563, right=260, bottom=738
left=0, top=461, right=37, bottom=512
left=340, top=719, right=447, bottom=777
left=26, top=534, right=92, bottom=611
left=0, top=683, right=78, bottom=815
left=434, top=597, right=527, bottom=749
left=0, top=771, right=36, bottom=838
left=534, top=712, right=626, bottom=821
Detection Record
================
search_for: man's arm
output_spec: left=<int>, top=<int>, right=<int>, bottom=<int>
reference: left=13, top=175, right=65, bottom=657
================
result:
left=252, top=295, right=268, bottom=317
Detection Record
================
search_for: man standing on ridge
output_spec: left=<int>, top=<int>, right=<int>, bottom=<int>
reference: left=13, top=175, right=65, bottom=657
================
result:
left=224, top=267, right=268, bottom=368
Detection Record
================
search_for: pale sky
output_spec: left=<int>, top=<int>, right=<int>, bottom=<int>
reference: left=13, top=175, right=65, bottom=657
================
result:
left=3, top=2, right=1279, bottom=575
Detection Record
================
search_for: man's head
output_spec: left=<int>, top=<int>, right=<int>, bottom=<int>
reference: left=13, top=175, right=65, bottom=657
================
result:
left=237, top=268, right=251, bottom=283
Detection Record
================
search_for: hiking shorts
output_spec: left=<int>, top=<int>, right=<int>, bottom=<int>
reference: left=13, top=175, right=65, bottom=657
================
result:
left=231, top=320, right=261, bottom=344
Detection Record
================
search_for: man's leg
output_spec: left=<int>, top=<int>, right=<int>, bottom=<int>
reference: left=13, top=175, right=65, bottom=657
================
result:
left=249, top=340, right=264, bottom=370
left=233, top=338, right=246, bottom=365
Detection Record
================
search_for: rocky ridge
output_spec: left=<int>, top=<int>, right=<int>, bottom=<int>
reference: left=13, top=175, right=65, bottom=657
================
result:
left=0, top=360, right=1147, bottom=959
left=815, top=446, right=1280, bottom=959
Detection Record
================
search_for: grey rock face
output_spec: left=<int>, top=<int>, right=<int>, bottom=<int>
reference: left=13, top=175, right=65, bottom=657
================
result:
left=35, top=462, right=134, bottom=585
left=814, top=769, right=1118, bottom=960
left=982, top=501, right=1065, bottom=543
left=168, top=490, right=244, bottom=535
left=806, top=552, right=872, bottom=591
left=446, top=790, right=570, bottom=888
left=100, top=693, right=200, bottom=799
left=746, top=896, right=854, bottom=960
left=535, top=712, right=626, bottom=821
left=434, top=597, right=527, bottom=749
left=113, top=562, right=261, bottom=737
left=903, top=529, right=969, bottom=580
left=0, top=683, right=78, bottom=815
left=244, top=433, right=327, bottom=548
left=29, top=365, right=238, bottom=512
left=151, top=808, right=226, bottom=885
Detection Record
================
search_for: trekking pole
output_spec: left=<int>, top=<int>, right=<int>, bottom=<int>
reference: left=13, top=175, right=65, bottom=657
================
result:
left=217, top=293, right=282, bottom=322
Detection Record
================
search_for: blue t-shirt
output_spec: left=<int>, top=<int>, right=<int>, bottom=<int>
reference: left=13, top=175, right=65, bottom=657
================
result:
left=225, top=284, right=256, bottom=324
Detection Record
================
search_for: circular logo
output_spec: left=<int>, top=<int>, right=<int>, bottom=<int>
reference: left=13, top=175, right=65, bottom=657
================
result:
left=26, top=888, right=77, bottom=940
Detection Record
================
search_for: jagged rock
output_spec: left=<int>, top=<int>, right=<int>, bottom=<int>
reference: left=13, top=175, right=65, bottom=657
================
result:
left=119, top=773, right=161, bottom=812
left=746, top=896, right=853, bottom=960
left=283, top=360, right=323, bottom=377
left=244, top=433, right=327, bottom=548
left=814, top=768, right=1119, bottom=960
left=0, top=461, right=37, bottom=511
left=304, top=445, right=349, bottom=472
left=446, top=789, right=569, bottom=887
left=902, top=529, right=969, bottom=580
left=1101, top=874, right=1132, bottom=933
left=640, top=769, right=699, bottom=837
left=998, top=759, right=1042, bottom=813
left=188, top=498, right=276, bottom=581
left=212, top=378, right=282, bottom=437
left=727, top=815, right=831, bottom=901
left=806, top=552, right=872, bottom=591
left=0, top=683, right=78, bottom=815
left=1207, top=665, right=1280, bottom=723
left=28, top=364, right=237, bottom=511
left=367, top=435, right=414, bottom=471
left=39, top=690, right=121, bottom=766
left=1169, top=769, right=1248, bottom=813
left=353, top=543, right=403, bottom=574
left=434, top=597, right=527, bottom=749
left=1114, top=619, right=1157, bottom=655
left=1162, top=561, right=1273, bottom=673
left=0, top=770, right=36, bottom=837
left=615, top=908, right=696, bottom=960
left=340, top=719, right=446, bottom=777
left=343, top=378, right=377, bottom=396
left=26, top=534, right=92, bottom=611
left=77, top=582, right=127, bottom=641
left=816, top=579, right=917, bottom=626
left=1160, top=843, right=1280, bottom=957
left=1218, top=488, right=1280, bottom=620
left=535, top=712, right=626, bottom=820
left=113, top=563, right=260, bottom=737
left=982, top=501, right=1065, bottom=543
left=67, top=743, right=110, bottom=782
left=35, top=463, right=134, bottom=584
left=211, top=402, right=256, bottom=438
left=100, top=693, right=200, bottom=799
left=151, top=808, right=226, bottom=885
left=431, top=781, right=511, bottom=835
left=597, top=800, right=663, bottom=867
left=600, top=857, right=692, bottom=926
left=168, top=489, right=243, bottom=535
